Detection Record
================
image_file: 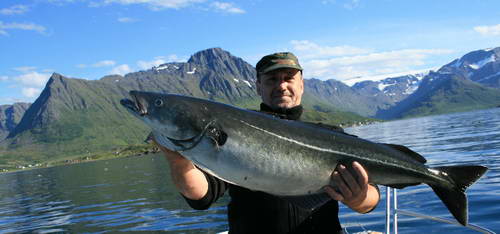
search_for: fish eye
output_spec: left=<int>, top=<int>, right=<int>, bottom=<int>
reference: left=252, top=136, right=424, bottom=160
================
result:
left=154, top=98, right=164, bottom=107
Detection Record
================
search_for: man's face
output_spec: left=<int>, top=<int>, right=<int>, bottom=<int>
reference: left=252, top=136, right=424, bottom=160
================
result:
left=256, top=68, right=304, bottom=109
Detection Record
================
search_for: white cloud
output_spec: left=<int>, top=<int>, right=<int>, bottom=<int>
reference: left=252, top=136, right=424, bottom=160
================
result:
left=474, top=24, right=500, bottom=36
left=211, top=1, right=245, bottom=14
left=77, top=60, right=116, bottom=68
left=342, top=67, right=436, bottom=86
left=15, top=71, right=52, bottom=87
left=321, top=0, right=336, bottom=4
left=102, top=0, right=206, bottom=10
left=137, top=57, right=167, bottom=70
left=93, top=60, right=116, bottom=67
left=137, top=55, right=187, bottom=69
left=0, top=5, right=30, bottom=15
left=22, top=87, right=42, bottom=98
left=1, top=68, right=53, bottom=102
left=0, top=21, right=47, bottom=36
left=110, top=64, right=133, bottom=76
left=291, top=40, right=371, bottom=59
left=47, top=0, right=77, bottom=5
left=166, top=54, right=187, bottom=62
left=343, top=0, right=360, bottom=10
left=0, top=97, right=27, bottom=105
left=13, top=66, right=37, bottom=72
left=294, top=44, right=453, bottom=81
left=117, top=17, right=138, bottom=23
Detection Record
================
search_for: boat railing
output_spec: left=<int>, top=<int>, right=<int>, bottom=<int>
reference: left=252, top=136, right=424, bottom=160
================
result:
left=384, top=187, right=496, bottom=234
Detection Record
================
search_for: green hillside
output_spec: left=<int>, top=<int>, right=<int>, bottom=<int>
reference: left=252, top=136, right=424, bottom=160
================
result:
left=387, top=75, right=500, bottom=119
left=0, top=49, right=373, bottom=171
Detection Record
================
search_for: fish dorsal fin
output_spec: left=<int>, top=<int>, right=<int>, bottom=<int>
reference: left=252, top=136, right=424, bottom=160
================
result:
left=383, top=143, right=427, bottom=163
left=280, top=193, right=332, bottom=211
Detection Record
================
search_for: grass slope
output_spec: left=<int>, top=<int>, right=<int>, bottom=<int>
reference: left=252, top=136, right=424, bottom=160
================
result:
left=398, top=76, right=500, bottom=118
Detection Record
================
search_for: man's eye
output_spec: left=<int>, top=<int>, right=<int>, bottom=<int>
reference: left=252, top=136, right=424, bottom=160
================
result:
left=266, top=77, right=277, bottom=83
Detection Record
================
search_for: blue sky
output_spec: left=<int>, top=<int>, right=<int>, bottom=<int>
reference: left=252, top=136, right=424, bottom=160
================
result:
left=1, top=0, right=500, bottom=105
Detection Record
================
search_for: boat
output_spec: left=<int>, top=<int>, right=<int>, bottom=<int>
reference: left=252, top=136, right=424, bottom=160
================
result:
left=381, top=187, right=495, bottom=234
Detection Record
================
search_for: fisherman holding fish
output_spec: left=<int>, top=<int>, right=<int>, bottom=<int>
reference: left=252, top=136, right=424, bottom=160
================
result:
left=155, top=52, right=380, bottom=233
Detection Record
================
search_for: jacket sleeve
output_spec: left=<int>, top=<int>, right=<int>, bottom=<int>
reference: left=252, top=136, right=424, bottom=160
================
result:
left=182, top=168, right=228, bottom=210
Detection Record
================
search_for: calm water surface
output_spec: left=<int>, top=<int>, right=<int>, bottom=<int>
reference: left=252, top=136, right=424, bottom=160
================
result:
left=0, top=108, right=499, bottom=233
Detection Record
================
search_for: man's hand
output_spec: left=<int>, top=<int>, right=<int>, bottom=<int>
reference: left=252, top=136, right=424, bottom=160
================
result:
left=325, top=161, right=380, bottom=213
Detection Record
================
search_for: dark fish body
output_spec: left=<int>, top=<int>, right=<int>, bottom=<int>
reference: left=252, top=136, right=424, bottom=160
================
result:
left=121, top=90, right=487, bottom=226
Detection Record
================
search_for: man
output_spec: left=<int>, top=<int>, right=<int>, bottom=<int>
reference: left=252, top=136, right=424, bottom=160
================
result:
left=155, top=52, right=380, bottom=233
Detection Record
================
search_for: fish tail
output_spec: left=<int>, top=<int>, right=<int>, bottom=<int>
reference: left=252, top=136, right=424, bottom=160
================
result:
left=429, top=165, right=488, bottom=226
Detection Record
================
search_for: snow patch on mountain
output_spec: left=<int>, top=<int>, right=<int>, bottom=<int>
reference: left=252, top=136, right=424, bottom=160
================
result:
left=343, top=68, right=432, bottom=86
left=187, top=67, right=197, bottom=74
left=468, top=54, right=496, bottom=69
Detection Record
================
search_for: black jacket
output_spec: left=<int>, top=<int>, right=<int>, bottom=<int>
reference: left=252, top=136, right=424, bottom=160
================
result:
left=183, top=104, right=353, bottom=234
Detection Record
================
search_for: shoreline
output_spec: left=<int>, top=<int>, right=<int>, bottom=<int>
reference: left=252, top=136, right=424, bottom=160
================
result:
left=0, top=144, right=159, bottom=174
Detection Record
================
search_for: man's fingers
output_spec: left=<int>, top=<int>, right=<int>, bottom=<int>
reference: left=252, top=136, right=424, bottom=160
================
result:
left=331, top=170, right=353, bottom=198
left=352, top=161, right=369, bottom=187
left=325, top=186, right=344, bottom=201
left=338, top=164, right=360, bottom=193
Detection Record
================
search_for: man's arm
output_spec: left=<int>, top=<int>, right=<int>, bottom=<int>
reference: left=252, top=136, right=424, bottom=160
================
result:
left=155, top=141, right=209, bottom=200
left=325, top=161, right=380, bottom=214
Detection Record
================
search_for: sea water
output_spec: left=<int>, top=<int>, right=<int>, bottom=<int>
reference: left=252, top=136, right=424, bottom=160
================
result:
left=0, top=108, right=499, bottom=233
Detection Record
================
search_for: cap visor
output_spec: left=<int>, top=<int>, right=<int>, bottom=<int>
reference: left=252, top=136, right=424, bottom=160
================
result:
left=260, top=64, right=303, bottom=74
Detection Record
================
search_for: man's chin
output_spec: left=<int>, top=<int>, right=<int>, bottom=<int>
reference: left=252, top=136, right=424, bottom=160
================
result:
left=271, top=102, right=296, bottom=109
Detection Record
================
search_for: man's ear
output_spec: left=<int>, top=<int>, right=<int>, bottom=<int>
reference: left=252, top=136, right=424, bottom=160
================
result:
left=299, top=74, right=304, bottom=95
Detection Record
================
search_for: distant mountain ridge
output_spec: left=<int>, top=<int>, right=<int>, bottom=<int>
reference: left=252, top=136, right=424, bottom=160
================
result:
left=0, top=48, right=367, bottom=168
left=376, top=71, right=500, bottom=119
left=352, top=73, right=426, bottom=103
left=1, top=46, right=500, bottom=169
left=0, top=103, right=30, bottom=140
left=375, top=48, right=500, bottom=118
left=439, top=47, right=500, bottom=88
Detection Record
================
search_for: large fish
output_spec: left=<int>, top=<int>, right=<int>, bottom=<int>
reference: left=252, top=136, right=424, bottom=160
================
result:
left=120, top=90, right=487, bottom=226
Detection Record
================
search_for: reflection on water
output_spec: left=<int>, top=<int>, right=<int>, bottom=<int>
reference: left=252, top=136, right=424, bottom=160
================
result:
left=0, top=155, right=229, bottom=233
left=0, top=108, right=499, bottom=233
left=344, top=108, right=500, bottom=233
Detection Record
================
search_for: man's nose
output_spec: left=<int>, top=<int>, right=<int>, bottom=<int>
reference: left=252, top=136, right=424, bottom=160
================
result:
left=276, top=78, right=287, bottom=90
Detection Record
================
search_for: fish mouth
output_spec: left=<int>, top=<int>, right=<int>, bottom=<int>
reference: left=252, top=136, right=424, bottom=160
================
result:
left=120, top=92, right=148, bottom=116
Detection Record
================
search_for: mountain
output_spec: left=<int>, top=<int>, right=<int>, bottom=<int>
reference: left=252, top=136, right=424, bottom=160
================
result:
left=0, top=103, right=30, bottom=141
left=3, top=46, right=500, bottom=168
left=0, top=48, right=369, bottom=169
left=2, top=73, right=150, bottom=167
left=439, top=47, right=500, bottom=88
left=301, top=72, right=428, bottom=117
left=303, top=79, right=378, bottom=116
left=380, top=47, right=500, bottom=119
left=352, top=73, right=426, bottom=104
left=376, top=71, right=500, bottom=119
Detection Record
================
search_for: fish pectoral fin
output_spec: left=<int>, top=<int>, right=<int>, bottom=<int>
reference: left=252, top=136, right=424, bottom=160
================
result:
left=206, top=126, right=227, bottom=147
left=167, top=136, right=198, bottom=151
left=166, top=121, right=220, bottom=151
left=279, top=193, right=332, bottom=212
